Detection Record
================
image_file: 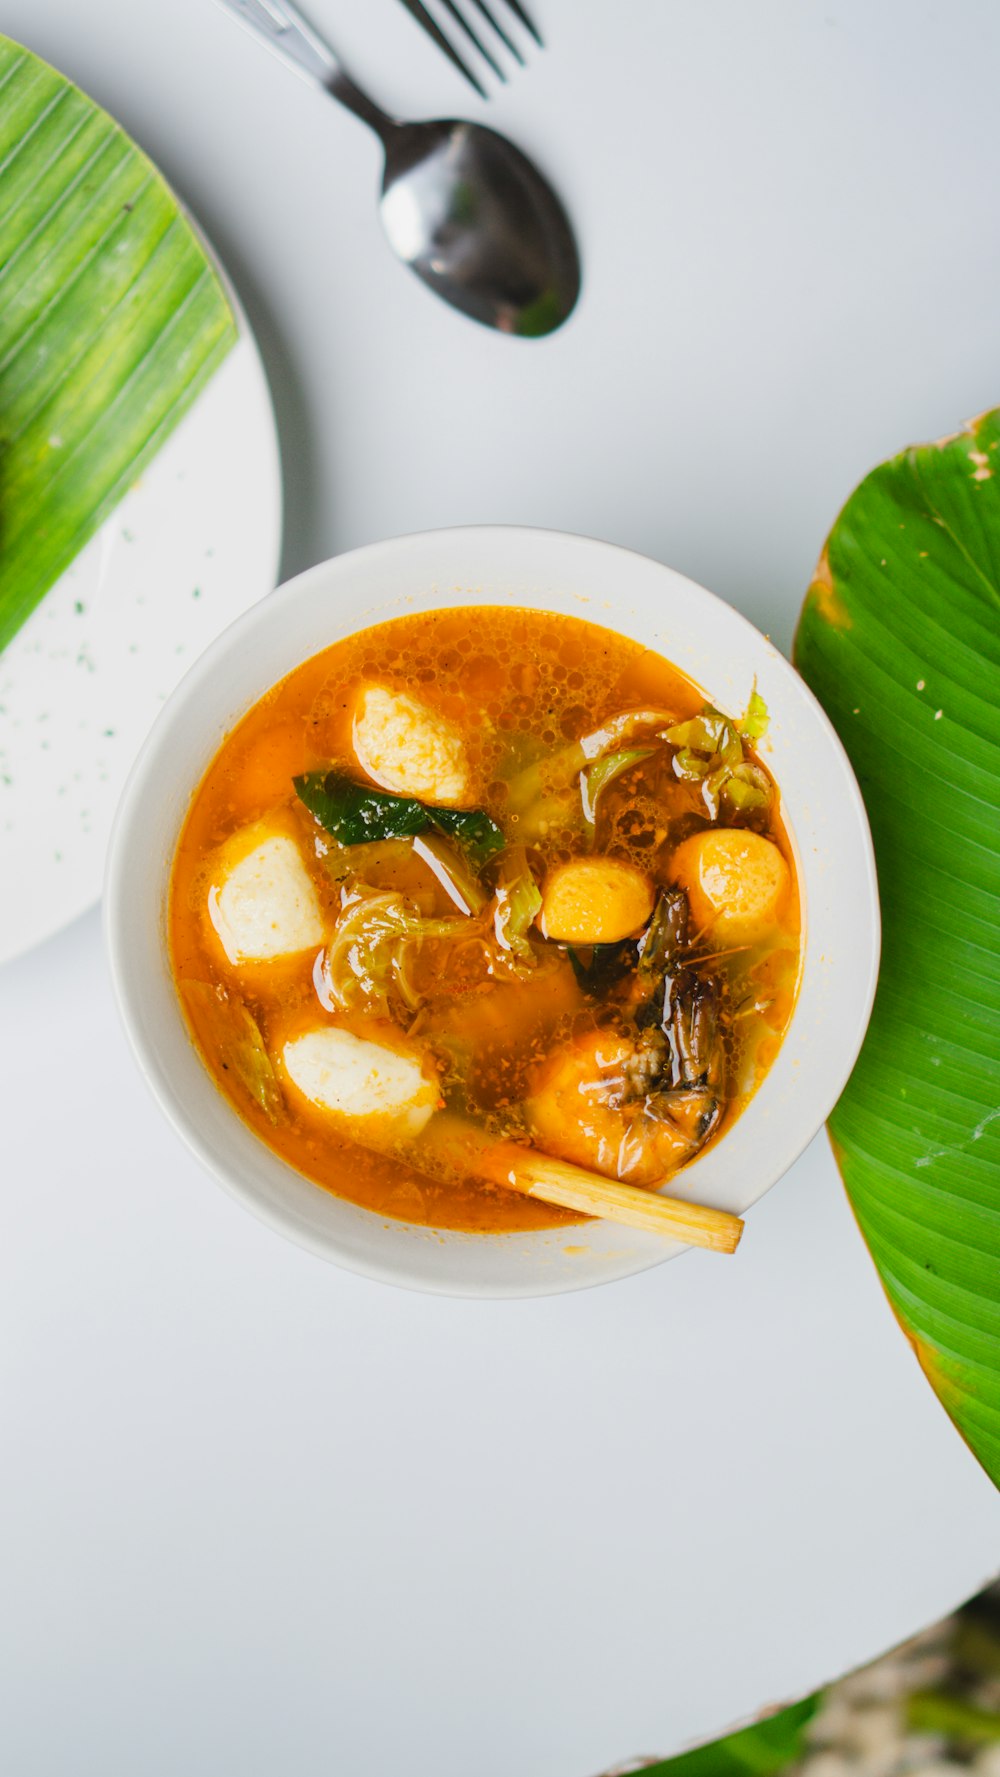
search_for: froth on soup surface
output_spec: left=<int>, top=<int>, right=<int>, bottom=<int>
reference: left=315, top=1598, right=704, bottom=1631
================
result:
left=170, top=607, right=802, bottom=1233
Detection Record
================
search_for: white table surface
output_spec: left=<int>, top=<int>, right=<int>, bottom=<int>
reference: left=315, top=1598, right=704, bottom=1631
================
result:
left=3, top=3, right=1000, bottom=1774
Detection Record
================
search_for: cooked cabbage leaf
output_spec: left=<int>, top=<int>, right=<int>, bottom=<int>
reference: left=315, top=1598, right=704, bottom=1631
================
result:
left=317, top=887, right=467, bottom=1018
left=580, top=746, right=655, bottom=829
left=182, top=981, right=283, bottom=1124
left=740, top=684, right=770, bottom=741
left=663, top=707, right=743, bottom=779
left=491, top=845, right=542, bottom=965
left=663, top=705, right=772, bottom=821
left=720, top=761, right=772, bottom=817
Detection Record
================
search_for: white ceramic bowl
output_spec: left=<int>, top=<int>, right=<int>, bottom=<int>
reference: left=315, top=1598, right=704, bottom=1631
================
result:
left=105, top=526, right=879, bottom=1298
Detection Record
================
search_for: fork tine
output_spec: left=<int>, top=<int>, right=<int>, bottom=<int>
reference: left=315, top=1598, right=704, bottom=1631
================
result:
left=500, top=0, right=543, bottom=48
left=396, top=0, right=487, bottom=96
left=438, top=0, right=508, bottom=82
left=468, top=0, right=525, bottom=63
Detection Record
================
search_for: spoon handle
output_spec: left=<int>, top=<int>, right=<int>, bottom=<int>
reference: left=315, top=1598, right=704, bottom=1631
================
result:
left=214, top=0, right=394, bottom=138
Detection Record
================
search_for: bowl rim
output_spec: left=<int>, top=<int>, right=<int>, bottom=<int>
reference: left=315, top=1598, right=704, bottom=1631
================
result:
left=104, top=524, right=881, bottom=1297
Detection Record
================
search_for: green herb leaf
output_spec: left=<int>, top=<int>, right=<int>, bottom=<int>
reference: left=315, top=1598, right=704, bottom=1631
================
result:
left=429, top=805, right=505, bottom=868
left=795, top=404, right=1000, bottom=1486
left=295, top=771, right=504, bottom=867
left=0, top=39, right=237, bottom=654
left=294, top=772, right=427, bottom=844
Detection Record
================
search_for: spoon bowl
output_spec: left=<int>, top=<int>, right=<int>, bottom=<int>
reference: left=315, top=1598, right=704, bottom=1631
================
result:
left=380, top=120, right=580, bottom=336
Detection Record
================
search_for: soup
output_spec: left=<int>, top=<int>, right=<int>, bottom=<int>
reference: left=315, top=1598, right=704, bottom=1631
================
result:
left=169, top=607, right=801, bottom=1235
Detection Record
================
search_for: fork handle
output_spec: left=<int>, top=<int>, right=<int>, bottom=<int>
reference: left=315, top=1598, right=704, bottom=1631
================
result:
left=214, top=0, right=394, bottom=139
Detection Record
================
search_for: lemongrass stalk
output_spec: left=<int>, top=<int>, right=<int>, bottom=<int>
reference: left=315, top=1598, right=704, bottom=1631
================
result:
left=419, top=1114, right=743, bottom=1253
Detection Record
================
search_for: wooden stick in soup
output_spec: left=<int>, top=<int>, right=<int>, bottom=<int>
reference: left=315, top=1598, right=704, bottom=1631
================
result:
left=426, top=1116, right=744, bottom=1253
left=501, top=1152, right=743, bottom=1250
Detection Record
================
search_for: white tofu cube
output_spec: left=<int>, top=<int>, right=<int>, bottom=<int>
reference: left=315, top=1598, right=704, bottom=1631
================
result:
left=353, top=686, right=470, bottom=806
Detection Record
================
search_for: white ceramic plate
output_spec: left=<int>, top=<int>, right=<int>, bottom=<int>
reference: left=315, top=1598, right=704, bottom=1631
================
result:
left=106, top=527, right=880, bottom=1298
left=0, top=265, right=281, bottom=966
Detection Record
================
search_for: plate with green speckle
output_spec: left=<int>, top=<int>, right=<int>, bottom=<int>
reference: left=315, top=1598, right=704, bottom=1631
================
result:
left=0, top=279, right=281, bottom=965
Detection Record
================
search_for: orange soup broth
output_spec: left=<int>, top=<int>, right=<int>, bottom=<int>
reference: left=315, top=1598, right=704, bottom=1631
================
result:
left=170, top=607, right=802, bottom=1233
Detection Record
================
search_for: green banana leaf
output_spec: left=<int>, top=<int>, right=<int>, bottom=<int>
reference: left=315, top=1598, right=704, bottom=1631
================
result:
left=0, top=37, right=237, bottom=653
left=795, top=408, right=1000, bottom=1482
left=625, top=1695, right=821, bottom=1777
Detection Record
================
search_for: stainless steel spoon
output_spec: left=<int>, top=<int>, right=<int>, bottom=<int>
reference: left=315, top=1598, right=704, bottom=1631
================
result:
left=216, top=0, right=581, bottom=337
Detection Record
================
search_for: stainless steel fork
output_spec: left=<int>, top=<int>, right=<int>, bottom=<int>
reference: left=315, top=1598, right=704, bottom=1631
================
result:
left=398, top=0, right=542, bottom=98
